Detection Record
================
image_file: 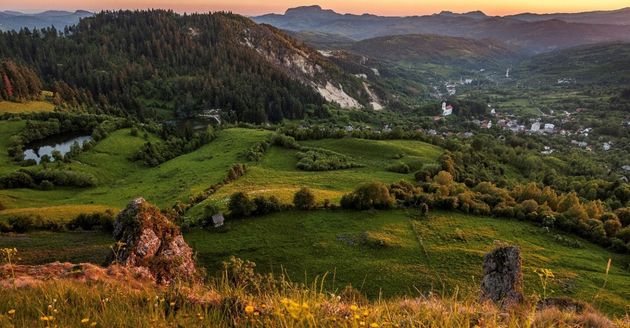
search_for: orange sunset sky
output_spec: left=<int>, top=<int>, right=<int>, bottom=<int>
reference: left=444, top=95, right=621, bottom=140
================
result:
left=1, top=0, right=628, bottom=16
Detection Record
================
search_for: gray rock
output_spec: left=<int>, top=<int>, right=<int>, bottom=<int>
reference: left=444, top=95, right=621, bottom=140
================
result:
left=480, top=245, right=523, bottom=307
left=111, top=198, right=197, bottom=285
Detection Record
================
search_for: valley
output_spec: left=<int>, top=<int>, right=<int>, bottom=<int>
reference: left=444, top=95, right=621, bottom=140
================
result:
left=0, top=5, right=629, bottom=327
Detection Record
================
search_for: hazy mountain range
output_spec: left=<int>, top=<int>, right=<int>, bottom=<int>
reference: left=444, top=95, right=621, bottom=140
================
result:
left=254, top=5, right=630, bottom=53
left=0, top=10, right=92, bottom=31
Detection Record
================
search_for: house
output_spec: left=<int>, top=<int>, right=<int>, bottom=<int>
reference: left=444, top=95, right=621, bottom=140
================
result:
left=530, top=122, right=541, bottom=132
left=603, top=142, right=612, bottom=151
left=441, top=102, right=453, bottom=116
left=211, top=214, right=225, bottom=228
left=543, top=124, right=555, bottom=133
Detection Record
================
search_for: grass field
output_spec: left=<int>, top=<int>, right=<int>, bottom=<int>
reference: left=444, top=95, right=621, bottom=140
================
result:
left=0, top=100, right=55, bottom=113
left=0, top=127, right=272, bottom=217
left=199, top=138, right=443, bottom=214
left=1, top=210, right=628, bottom=315
left=1, top=121, right=442, bottom=220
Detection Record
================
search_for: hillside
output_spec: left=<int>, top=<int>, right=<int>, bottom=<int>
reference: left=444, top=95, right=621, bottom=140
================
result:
left=346, top=34, right=517, bottom=68
left=2, top=210, right=629, bottom=315
left=0, top=10, right=379, bottom=122
left=254, top=6, right=630, bottom=53
left=515, top=42, right=630, bottom=85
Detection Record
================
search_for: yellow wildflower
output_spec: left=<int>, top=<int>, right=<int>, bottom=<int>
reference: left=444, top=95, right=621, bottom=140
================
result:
left=245, top=305, right=255, bottom=314
left=371, top=323, right=379, bottom=328
left=90, top=322, right=97, bottom=327
left=350, top=304, right=359, bottom=311
left=360, top=321, right=366, bottom=326
left=7, top=309, right=15, bottom=315
left=81, top=318, right=90, bottom=324
left=363, top=310, right=369, bottom=317
left=169, top=302, right=176, bottom=306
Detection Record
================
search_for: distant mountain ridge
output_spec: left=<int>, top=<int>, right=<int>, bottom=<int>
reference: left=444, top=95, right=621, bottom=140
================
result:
left=507, top=7, right=630, bottom=26
left=254, top=6, right=630, bottom=53
left=0, top=10, right=93, bottom=31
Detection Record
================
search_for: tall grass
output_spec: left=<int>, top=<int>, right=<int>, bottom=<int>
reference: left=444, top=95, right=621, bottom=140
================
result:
left=0, top=257, right=625, bottom=328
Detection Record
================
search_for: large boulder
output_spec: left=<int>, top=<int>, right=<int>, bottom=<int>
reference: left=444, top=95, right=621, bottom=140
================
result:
left=480, top=245, right=523, bottom=307
left=111, top=198, right=197, bottom=285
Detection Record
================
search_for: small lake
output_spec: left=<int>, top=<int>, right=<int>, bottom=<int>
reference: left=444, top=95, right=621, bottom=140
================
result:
left=23, top=135, right=93, bottom=164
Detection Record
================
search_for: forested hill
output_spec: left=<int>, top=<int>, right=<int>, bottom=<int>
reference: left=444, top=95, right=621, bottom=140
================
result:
left=0, top=10, right=373, bottom=122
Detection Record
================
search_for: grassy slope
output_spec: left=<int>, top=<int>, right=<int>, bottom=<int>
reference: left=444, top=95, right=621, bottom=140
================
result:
left=0, top=127, right=272, bottom=219
left=187, top=210, right=630, bottom=315
left=0, top=100, right=55, bottom=113
left=0, top=121, right=25, bottom=175
left=205, top=138, right=442, bottom=210
left=2, top=210, right=628, bottom=314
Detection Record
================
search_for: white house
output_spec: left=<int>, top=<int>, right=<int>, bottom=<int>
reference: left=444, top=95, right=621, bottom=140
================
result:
left=531, top=122, right=541, bottom=132
left=544, top=124, right=555, bottom=133
left=442, top=102, right=453, bottom=116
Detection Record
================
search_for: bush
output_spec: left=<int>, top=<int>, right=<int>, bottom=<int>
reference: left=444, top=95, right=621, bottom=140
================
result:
left=386, top=162, right=410, bottom=174
left=603, top=219, right=622, bottom=238
left=0, top=220, right=11, bottom=233
left=0, top=171, right=35, bottom=188
left=8, top=216, right=34, bottom=233
left=341, top=182, right=394, bottom=210
left=40, top=180, right=54, bottom=190
left=615, top=208, right=630, bottom=227
left=293, top=188, right=316, bottom=210
left=617, top=226, right=630, bottom=243
left=228, top=192, right=256, bottom=218
left=296, top=148, right=363, bottom=171
left=253, top=196, right=281, bottom=215
left=67, top=211, right=115, bottom=231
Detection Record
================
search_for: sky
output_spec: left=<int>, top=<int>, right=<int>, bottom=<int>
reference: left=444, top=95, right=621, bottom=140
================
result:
left=2, top=0, right=629, bottom=16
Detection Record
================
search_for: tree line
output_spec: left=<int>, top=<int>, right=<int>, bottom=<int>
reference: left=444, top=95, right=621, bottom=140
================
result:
left=0, top=10, right=327, bottom=122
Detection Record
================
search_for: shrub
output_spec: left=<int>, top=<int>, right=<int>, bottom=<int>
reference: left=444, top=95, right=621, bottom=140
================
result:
left=68, top=214, right=96, bottom=230
left=67, top=211, right=115, bottom=231
left=253, top=196, right=282, bottom=215
left=610, top=238, right=629, bottom=253
left=8, top=216, right=34, bottom=233
left=415, top=164, right=441, bottom=182
left=293, top=188, right=316, bottom=210
left=617, top=226, right=630, bottom=243
left=228, top=192, right=256, bottom=218
left=603, top=219, right=622, bottom=238
left=0, top=171, right=35, bottom=188
left=615, top=208, right=630, bottom=227
left=386, top=162, right=410, bottom=174
left=40, top=180, right=54, bottom=190
left=341, top=182, right=394, bottom=210
left=0, top=220, right=11, bottom=233
left=296, top=148, right=363, bottom=171
left=434, top=171, right=454, bottom=186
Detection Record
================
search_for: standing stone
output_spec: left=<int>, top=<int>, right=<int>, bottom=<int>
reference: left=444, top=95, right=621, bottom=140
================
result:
left=110, top=198, right=197, bottom=285
left=480, top=245, right=523, bottom=307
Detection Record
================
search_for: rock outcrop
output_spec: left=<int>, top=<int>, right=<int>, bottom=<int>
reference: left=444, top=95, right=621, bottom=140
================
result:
left=480, top=245, right=523, bottom=307
left=111, top=198, right=197, bottom=285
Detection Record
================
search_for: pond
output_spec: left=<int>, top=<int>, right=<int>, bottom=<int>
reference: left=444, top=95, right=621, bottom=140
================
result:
left=23, top=135, right=93, bottom=164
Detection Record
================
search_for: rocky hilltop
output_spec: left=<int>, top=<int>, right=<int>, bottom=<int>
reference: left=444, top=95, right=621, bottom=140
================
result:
left=111, top=197, right=198, bottom=285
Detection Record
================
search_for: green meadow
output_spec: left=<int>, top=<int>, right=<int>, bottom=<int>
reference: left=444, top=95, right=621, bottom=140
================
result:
left=0, top=122, right=629, bottom=315
left=1, top=210, right=628, bottom=315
